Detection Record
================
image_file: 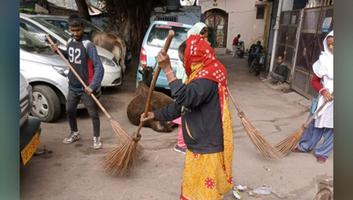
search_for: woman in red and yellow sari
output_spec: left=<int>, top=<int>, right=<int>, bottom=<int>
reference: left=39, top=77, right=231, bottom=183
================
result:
left=141, top=35, right=234, bottom=200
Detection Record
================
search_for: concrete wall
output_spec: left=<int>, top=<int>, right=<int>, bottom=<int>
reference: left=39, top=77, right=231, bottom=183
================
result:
left=151, top=6, right=202, bottom=25
left=282, top=0, right=294, bottom=11
left=176, top=6, right=202, bottom=25
left=48, top=0, right=77, bottom=10
left=199, top=0, right=267, bottom=50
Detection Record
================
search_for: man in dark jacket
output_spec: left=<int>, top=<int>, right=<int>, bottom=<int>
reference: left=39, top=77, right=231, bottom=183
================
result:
left=53, top=14, right=104, bottom=149
left=270, top=56, right=289, bottom=84
left=247, top=40, right=263, bottom=66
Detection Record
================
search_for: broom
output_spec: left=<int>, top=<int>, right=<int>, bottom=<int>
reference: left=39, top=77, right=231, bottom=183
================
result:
left=227, top=86, right=332, bottom=159
left=275, top=99, right=332, bottom=156
left=227, top=87, right=281, bottom=159
left=104, top=30, right=175, bottom=175
left=46, top=36, right=136, bottom=174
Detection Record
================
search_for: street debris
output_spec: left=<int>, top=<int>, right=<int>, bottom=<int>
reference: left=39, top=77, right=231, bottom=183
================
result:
left=250, top=186, right=272, bottom=196
left=264, top=166, right=271, bottom=172
left=235, top=184, right=248, bottom=191
left=314, top=175, right=333, bottom=200
left=233, top=189, right=242, bottom=199
left=34, top=145, right=53, bottom=157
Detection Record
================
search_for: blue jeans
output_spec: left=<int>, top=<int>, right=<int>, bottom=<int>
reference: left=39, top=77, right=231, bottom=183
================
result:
left=298, top=120, right=333, bottom=158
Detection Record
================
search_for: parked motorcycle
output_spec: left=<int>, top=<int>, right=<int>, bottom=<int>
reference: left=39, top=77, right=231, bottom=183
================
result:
left=247, top=41, right=265, bottom=76
left=235, top=41, right=245, bottom=58
left=249, top=52, right=266, bottom=76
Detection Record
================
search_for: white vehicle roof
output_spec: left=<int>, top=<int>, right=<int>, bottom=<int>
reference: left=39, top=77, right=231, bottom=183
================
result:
left=32, top=14, right=103, bottom=32
left=150, top=20, right=193, bottom=28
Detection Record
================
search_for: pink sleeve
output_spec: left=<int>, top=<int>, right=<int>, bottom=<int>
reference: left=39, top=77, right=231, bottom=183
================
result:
left=172, top=117, right=182, bottom=125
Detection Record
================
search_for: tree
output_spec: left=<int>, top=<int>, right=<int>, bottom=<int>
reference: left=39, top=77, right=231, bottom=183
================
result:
left=102, top=0, right=165, bottom=55
left=75, top=0, right=91, bottom=21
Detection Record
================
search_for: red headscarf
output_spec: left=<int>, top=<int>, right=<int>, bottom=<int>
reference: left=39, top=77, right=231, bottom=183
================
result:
left=184, top=35, right=228, bottom=87
left=183, top=35, right=229, bottom=110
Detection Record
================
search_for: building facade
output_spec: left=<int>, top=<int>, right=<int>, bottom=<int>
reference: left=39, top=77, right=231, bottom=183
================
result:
left=271, top=0, right=333, bottom=98
left=198, top=0, right=271, bottom=50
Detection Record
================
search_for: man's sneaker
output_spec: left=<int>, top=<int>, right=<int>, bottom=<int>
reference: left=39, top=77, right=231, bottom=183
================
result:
left=62, top=131, right=80, bottom=144
left=93, top=136, right=102, bottom=149
left=173, top=144, right=186, bottom=154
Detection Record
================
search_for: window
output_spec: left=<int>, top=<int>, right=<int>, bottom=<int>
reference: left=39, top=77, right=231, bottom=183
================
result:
left=31, top=17, right=71, bottom=41
left=46, top=20, right=69, bottom=31
left=256, top=6, right=265, bottom=19
left=19, top=28, right=51, bottom=53
left=147, top=24, right=189, bottom=49
left=20, top=20, right=45, bottom=34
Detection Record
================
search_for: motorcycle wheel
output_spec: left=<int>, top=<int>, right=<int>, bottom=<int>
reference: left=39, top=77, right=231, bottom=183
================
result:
left=249, top=60, right=256, bottom=74
left=236, top=50, right=243, bottom=58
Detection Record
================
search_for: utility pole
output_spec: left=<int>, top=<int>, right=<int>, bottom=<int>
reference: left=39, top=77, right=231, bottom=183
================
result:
left=268, top=0, right=283, bottom=75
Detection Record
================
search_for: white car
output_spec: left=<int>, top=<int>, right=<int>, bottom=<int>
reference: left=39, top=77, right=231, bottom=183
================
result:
left=20, top=27, right=69, bottom=122
left=137, top=21, right=192, bottom=89
left=20, top=13, right=122, bottom=87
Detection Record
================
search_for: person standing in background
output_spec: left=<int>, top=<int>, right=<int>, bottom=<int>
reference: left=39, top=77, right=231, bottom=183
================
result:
left=232, top=34, right=241, bottom=57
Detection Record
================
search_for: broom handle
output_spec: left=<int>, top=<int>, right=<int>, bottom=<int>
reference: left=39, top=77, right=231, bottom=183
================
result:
left=136, top=30, right=175, bottom=134
left=46, top=36, right=113, bottom=120
left=226, top=87, right=245, bottom=117
left=303, top=97, right=333, bottom=128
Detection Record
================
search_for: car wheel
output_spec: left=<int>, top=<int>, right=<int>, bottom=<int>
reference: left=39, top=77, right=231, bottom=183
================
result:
left=31, top=85, right=61, bottom=122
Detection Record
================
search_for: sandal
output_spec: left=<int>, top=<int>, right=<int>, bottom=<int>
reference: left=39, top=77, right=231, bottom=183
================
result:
left=292, top=147, right=305, bottom=153
left=316, top=156, right=327, bottom=163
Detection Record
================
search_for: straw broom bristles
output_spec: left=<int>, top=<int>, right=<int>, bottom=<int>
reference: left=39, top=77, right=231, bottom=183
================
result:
left=103, top=120, right=142, bottom=176
left=104, top=30, right=175, bottom=175
left=275, top=125, right=306, bottom=156
left=238, top=112, right=282, bottom=159
left=274, top=101, right=330, bottom=156
left=227, top=88, right=281, bottom=159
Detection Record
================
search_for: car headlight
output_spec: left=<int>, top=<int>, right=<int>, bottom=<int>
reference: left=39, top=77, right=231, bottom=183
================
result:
left=100, top=56, right=116, bottom=67
left=52, top=66, right=69, bottom=77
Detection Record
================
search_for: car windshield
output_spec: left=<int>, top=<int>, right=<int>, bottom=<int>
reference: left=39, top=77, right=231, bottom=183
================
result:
left=45, top=18, right=101, bottom=33
left=31, top=17, right=71, bottom=41
left=20, top=27, right=51, bottom=53
left=40, top=17, right=102, bottom=40
left=147, top=24, right=190, bottom=49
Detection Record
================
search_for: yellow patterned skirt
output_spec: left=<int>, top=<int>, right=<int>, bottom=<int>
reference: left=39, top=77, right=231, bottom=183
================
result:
left=180, top=97, right=233, bottom=200
left=180, top=150, right=233, bottom=200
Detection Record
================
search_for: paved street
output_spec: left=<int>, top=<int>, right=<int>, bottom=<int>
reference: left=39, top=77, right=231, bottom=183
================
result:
left=21, top=55, right=333, bottom=200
